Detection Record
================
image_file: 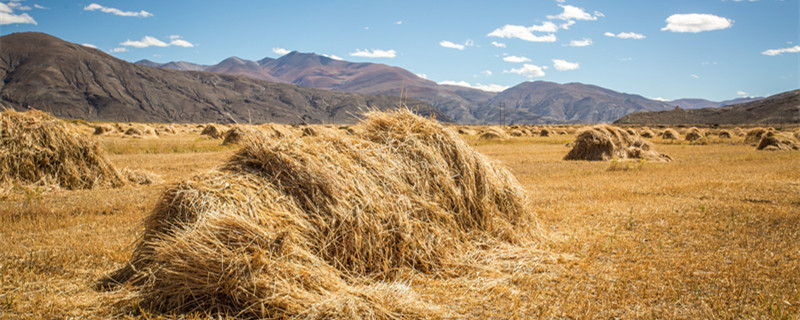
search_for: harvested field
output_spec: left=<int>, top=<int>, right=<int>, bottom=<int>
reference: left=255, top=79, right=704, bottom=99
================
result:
left=1, top=118, right=798, bottom=319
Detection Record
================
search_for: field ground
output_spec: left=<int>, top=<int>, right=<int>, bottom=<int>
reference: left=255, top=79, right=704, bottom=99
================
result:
left=1, top=129, right=799, bottom=319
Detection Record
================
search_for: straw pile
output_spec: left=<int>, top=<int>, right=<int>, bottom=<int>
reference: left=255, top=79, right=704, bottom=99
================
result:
left=685, top=127, right=704, bottom=142
left=718, top=130, right=732, bottom=139
left=99, top=109, right=535, bottom=318
left=222, top=125, right=260, bottom=146
left=661, top=128, right=679, bottom=140
left=456, top=127, right=477, bottom=136
left=478, top=127, right=509, bottom=140
left=93, top=124, right=114, bottom=135
left=564, top=124, right=671, bottom=162
left=125, top=125, right=157, bottom=138
left=640, top=128, right=655, bottom=138
left=745, top=127, right=771, bottom=144
left=261, top=123, right=296, bottom=139
left=0, top=109, right=127, bottom=190
left=756, top=132, right=799, bottom=151
left=539, top=128, right=551, bottom=137
left=201, top=124, right=226, bottom=139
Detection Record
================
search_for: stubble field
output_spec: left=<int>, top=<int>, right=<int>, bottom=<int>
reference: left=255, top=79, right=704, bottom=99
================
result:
left=1, top=125, right=798, bottom=319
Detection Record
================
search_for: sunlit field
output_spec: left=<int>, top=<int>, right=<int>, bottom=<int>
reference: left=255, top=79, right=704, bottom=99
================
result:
left=2, top=124, right=798, bottom=319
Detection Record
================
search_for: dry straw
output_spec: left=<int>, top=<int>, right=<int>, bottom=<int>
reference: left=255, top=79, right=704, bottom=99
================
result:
left=756, top=131, right=799, bottom=151
left=661, top=128, right=680, bottom=140
left=0, top=109, right=127, bottom=190
left=684, top=127, right=704, bottom=142
left=99, top=109, right=538, bottom=318
left=745, top=127, right=770, bottom=144
left=201, top=124, right=227, bottom=139
left=564, top=124, right=671, bottom=162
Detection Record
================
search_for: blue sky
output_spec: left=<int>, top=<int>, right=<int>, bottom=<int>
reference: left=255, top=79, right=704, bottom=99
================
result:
left=1, top=0, right=797, bottom=101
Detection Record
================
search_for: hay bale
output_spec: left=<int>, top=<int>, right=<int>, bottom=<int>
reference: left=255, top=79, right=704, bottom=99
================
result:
left=661, top=128, right=679, bottom=140
left=456, top=127, right=476, bottom=135
left=539, top=128, right=551, bottom=137
left=201, top=124, right=226, bottom=139
left=564, top=124, right=671, bottom=162
left=0, top=110, right=126, bottom=190
left=124, top=127, right=143, bottom=136
left=640, top=129, right=655, bottom=138
left=558, top=130, right=568, bottom=135
left=685, top=127, right=704, bottom=142
left=509, top=129, right=524, bottom=137
left=718, top=130, right=732, bottom=139
left=121, top=168, right=160, bottom=185
left=734, top=127, right=745, bottom=136
left=756, top=132, right=799, bottom=151
left=478, top=127, right=509, bottom=140
left=93, top=124, right=114, bottom=135
left=625, top=128, right=637, bottom=136
left=100, top=109, right=534, bottom=318
left=745, top=127, right=770, bottom=143
left=156, top=125, right=176, bottom=135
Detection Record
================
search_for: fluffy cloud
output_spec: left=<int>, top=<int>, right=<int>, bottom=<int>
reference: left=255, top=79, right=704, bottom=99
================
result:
left=349, top=49, right=397, bottom=58
left=491, top=41, right=506, bottom=48
left=761, top=45, right=800, bottom=56
left=503, top=55, right=531, bottom=63
left=569, top=38, right=592, bottom=47
left=547, top=4, right=599, bottom=21
left=6, top=2, right=31, bottom=11
left=81, top=43, right=97, bottom=49
left=84, top=3, right=153, bottom=18
left=34, top=4, right=47, bottom=9
left=504, top=64, right=547, bottom=78
left=272, top=47, right=291, bottom=55
left=661, top=13, right=732, bottom=33
left=737, top=91, right=748, bottom=96
left=0, top=3, right=37, bottom=25
left=604, top=32, right=646, bottom=39
left=488, top=24, right=556, bottom=42
left=552, top=59, right=579, bottom=71
left=483, top=70, right=492, bottom=76
left=440, top=40, right=465, bottom=50
left=394, top=20, right=402, bottom=25
left=121, top=36, right=194, bottom=48
left=438, top=80, right=509, bottom=92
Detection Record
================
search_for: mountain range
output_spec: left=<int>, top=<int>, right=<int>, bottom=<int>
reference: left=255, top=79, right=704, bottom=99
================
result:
left=0, top=32, right=445, bottom=124
left=615, top=89, right=799, bottom=125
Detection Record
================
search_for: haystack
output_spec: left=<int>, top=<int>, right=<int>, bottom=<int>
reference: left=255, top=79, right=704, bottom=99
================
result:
left=756, top=132, right=799, bottom=151
left=685, top=127, right=704, bottom=142
left=125, top=125, right=157, bottom=138
left=201, top=124, right=226, bottom=139
left=456, top=127, right=476, bottom=136
left=156, top=125, right=176, bottom=135
left=718, top=130, right=732, bottom=139
left=478, top=126, right=509, bottom=140
left=564, top=124, right=671, bottom=162
left=640, top=129, right=655, bottom=138
left=509, top=129, right=524, bottom=137
left=539, top=128, right=551, bottom=137
left=625, top=128, right=637, bottom=136
left=99, top=109, right=535, bottom=318
left=745, top=127, right=770, bottom=144
left=261, top=123, right=296, bottom=139
left=222, top=125, right=260, bottom=146
left=0, top=110, right=126, bottom=190
left=93, top=124, right=114, bottom=135
left=661, top=128, right=679, bottom=140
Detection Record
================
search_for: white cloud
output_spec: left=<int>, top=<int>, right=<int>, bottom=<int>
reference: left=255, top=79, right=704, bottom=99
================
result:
left=503, top=55, right=531, bottom=63
left=7, top=2, right=31, bottom=10
left=0, top=3, right=37, bottom=25
left=661, top=13, right=732, bottom=33
left=762, top=45, right=800, bottom=56
left=120, top=36, right=191, bottom=49
left=349, top=48, right=396, bottom=58
left=691, top=74, right=700, bottom=79
left=34, top=4, right=47, bottom=9
left=560, top=20, right=576, bottom=30
left=737, top=91, right=748, bottom=96
left=651, top=97, right=669, bottom=102
left=272, top=47, right=291, bottom=55
left=440, top=40, right=465, bottom=50
left=488, top=24, right=556, bottom=42
left=483, top=70, right=492, bottom=76
left=491, top=41, right=506, bottom=48
left=321, top=53, right=343, bottom=60
left=82, top=43, right=97, bottom=49
left=552, top=59, right=579, bottom=71
left=504, top=64, right=547, bottom=78
left=109, top=47, right=128, bottom=53
left=84, top=3, right=153, bottom=18
left=569, top=38, right=592, bottom=47
left=438, top=80, right=509, bottom=92
left=169, top=39, right=194, bottom=47
left=416, top=73, right=427, bottom=79
left=394, top=20, right=402, bottom=25
left=529, top=21, right=559, bottom=32
left=605, top=32, right=646, bottom=39
left=547, top=4, right=599, bottom=21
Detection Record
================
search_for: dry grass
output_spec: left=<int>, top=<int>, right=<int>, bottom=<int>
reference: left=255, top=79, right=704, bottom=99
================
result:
left=1, top=118, right=798, bottom=319
left=564, top=124, right=671, bottom=162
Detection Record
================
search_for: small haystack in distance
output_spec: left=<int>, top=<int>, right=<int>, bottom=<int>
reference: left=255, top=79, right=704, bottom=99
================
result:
left=221, top=125, right=260, bottom=146
left=640, top=128, right=656, bottom=138
left=564, top=124, right=671, bottom=162
left=509, top=129, right=524, bottom=137
left=756, top=132, right=799, bottom=151
left=201, top=124, right=226, bottom=139
left=539, top=128, right=551, bottom=137
left=685, top=127, right=704, bottom=142
left=478, top=126, right=509, bottom=140
left=156, top=125, right=176, bottom=135
left=124, top=125, right=158, bottom=138
left=100, top=109, right=536, bottom=318
left=0, top=109, right=126, bottom=190
left=93, top=124, right=114, bottom=135
left=456, top=127, right=477, bottom=136
left=260, top=123, right=296, bottom=139
left=625, top=128, right=638, bottom=136
left=661, top=128, right=680, bottom=140
left=718, top=130, right=732, bottom=139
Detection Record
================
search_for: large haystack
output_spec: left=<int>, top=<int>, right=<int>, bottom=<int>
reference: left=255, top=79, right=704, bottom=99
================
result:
left=745, top=127, right=770, bottom=144
left=0, top=110, right=126, bottom=189
left=100, top=109, right=536, bottom=318
left=222, top=125, right=260, bottom=146
left=661, top=128, right=680, bottom=140
left=756, top=132, right=799, bottom=151
left=564, top=124, right=671, bottom=162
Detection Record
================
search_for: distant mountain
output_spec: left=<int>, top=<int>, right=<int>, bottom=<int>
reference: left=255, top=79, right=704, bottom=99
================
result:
left=615, top=89, right=800, bottom=125
left=669, top=97, right=763, bottom=109
left=134, top=59, right=208, bottom=71
left=0, top=32, right=446, bottom=124
left=479, top=81, right=672, bottom=124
